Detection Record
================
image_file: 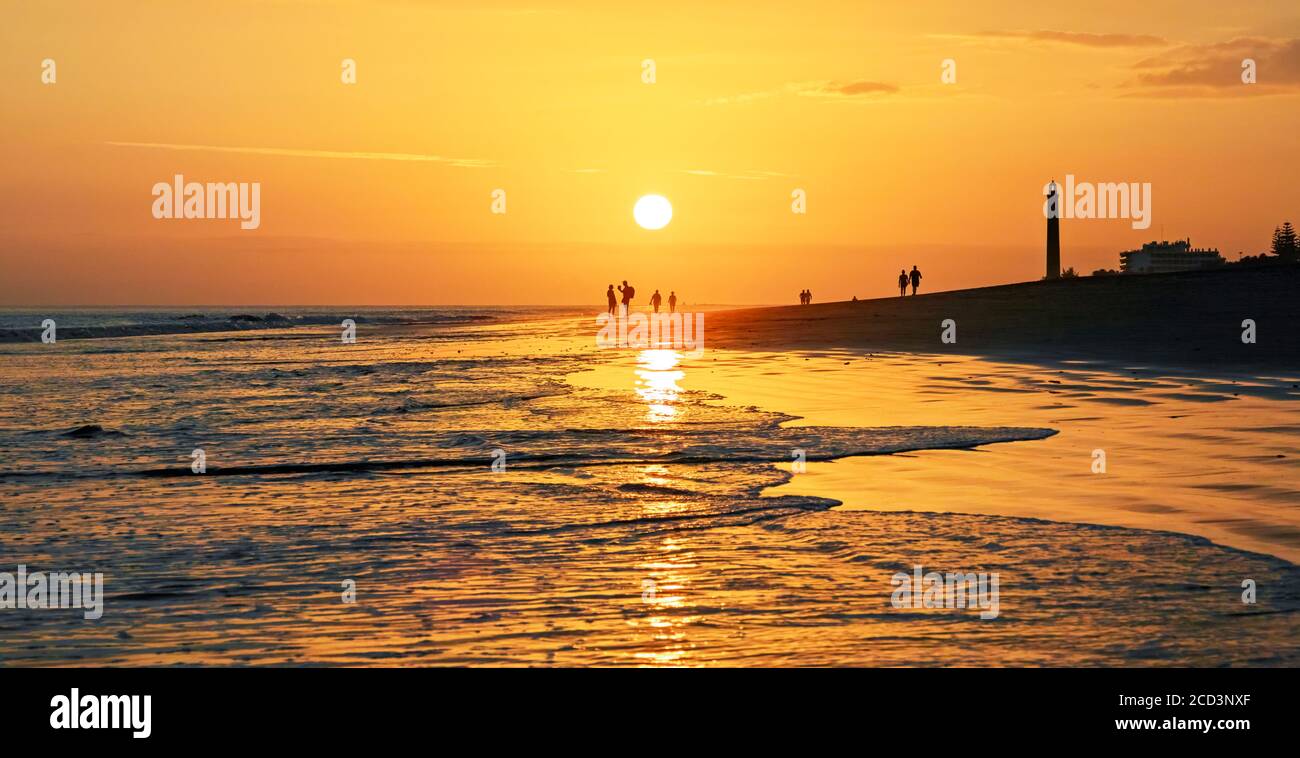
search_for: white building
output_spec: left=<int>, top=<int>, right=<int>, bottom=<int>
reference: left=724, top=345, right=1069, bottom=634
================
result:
left=1119, top=239, right=1223, bottom=274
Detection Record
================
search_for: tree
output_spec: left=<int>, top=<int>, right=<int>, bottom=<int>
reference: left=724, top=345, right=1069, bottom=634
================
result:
left=1274, top=221, right=1298, bottom=261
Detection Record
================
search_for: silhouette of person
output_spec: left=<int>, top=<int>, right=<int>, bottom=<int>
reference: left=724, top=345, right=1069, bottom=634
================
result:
left=668, top=291, right=677, bottom=313
left=898, top=269, right=908, bottom=297
left=618, top=280, right=635, bottom=314
left=651, top=289, right=662, bottom=313
left=606, top=284, right=617, bottom=315
left=806, top=289, right=813, bottom=304
left=798, top=289, right=806, bottom=305
left=909, top=266, right=922, bottom=295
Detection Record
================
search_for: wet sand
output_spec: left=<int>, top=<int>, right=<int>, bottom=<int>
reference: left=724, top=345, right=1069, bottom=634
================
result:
left=641, top=349, right=1300, bottom=564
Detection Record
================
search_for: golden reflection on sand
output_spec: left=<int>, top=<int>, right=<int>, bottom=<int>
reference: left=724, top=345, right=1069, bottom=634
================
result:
left=695, top=350, right=1300, bottom=564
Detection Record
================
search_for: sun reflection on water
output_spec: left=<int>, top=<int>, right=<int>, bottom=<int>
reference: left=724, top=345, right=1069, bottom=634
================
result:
left=632, top=535, right=702, bottom=666
left=634, top=349, right=683, bottom=422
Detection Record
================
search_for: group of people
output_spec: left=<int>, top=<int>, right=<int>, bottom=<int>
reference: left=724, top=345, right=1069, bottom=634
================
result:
left=606, top=281, right=678, bottom=314
left=608, top=269, right=922, bottom=313
left=898, top=266, right=923, bottom=296
left=800, top=265, right=923, bottom=303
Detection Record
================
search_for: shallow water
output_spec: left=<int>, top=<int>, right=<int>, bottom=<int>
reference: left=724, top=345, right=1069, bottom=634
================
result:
left=1, top=311, right=1297, bottom=666
left=654, top=350, right=1300, bottom=564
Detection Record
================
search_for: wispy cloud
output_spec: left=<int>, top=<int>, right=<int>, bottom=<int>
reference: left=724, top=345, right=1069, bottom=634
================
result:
left=1124, top=37, right=1300, bottom=96
left=971, top=30, right=1169, bottom=48
left=707, top=79, right=898, bottom=105
left=104, top=141, right=493, bottom=167
left=800, top=80, right=899, bottom=97
left=679, top=168, right=791, bottom=180
left=705, top=88, right=785, bottom=106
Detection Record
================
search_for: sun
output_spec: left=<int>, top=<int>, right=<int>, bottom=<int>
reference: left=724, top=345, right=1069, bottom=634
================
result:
left=633, top=195, right=672, bottom=230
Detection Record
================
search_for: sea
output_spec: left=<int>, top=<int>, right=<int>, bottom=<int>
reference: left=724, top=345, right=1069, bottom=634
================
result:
left=1, top=307, right=1296, bottom=665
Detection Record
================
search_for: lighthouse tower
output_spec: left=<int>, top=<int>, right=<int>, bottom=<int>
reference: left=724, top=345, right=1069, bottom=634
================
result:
left=1045, top=180, right=1061, bottom=279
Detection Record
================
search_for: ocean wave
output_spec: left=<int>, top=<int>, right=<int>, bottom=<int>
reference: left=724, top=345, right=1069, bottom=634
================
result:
left=3, top=424, right=1056, bottom=480
left=0, top=307, right=560, bottom=342
left=59, top=424, right=129, bottom=439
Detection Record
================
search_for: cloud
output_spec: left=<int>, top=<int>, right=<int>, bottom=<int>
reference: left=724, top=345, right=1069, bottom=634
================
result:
left=974, top=30, right=1168, bottom=48
left=707, top=79, right=898, bottom=105
left=803, top=80, right=899, bottom=97
left=679, top=169, right=790, bottom=180
left=1125, top=37, right=1300, bottom=96
left=704, top=88, right=784, bottom=106
left=104, top=141, right=493, bottom=167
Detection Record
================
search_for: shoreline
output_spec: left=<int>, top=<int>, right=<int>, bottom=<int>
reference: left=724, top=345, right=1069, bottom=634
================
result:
left=644, top=347, right=1300, bottom=564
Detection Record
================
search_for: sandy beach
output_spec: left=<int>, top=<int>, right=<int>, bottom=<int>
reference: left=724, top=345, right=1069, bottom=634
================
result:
left=684, top=266, right=1300, bottom=563
left=705, top=266, right=1300, bottom=370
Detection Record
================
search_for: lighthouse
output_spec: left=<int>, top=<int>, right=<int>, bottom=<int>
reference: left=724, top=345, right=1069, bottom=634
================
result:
left=1045, top=180, right=1061, bottom=279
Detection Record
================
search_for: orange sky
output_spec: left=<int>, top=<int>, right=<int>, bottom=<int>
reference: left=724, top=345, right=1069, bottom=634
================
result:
left=1, top=0, right=1297, bottom=305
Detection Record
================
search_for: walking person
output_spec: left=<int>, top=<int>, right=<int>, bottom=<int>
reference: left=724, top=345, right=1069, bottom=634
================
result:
left=668, top=291, right=677, bottom=313
left=618, top=280, right=635, bottom=314
left=909, top=266, right=922, bottom=296
left=606, top=284, right=617, bottom=315
left=898, top=269, right=908, bottom=297
left=650, top=289, right=662, bottom=313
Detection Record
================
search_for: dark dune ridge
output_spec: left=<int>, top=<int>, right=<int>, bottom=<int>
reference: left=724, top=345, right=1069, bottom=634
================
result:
left=707, top=266, right=1300, bottom=369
